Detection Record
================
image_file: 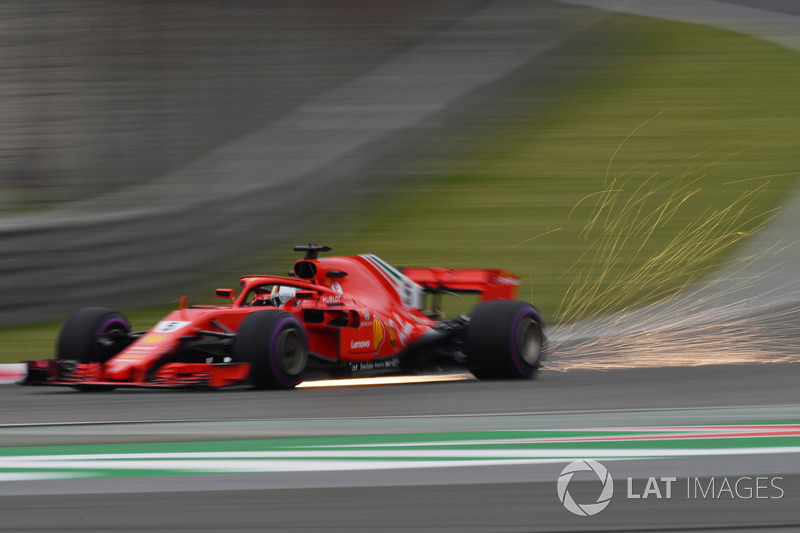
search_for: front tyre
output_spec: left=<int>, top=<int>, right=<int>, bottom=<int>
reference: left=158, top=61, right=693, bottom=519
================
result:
left=234, top=311, right=309, bottom=389
left=56, top=307, right=130, bottom=392
left=466, top=300, right=545, bottom=380
left=57, top=307, right=131, bottom=364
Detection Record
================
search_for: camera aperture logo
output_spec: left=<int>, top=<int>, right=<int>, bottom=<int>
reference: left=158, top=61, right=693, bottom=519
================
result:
left=557, top=459, right=614, bottom=516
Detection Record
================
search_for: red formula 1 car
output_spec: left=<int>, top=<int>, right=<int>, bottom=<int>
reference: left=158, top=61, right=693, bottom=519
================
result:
left=22, top=245, right=545, bottom=390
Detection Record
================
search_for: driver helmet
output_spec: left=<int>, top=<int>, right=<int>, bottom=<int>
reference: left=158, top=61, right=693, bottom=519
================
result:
left=270, top=285, right=298, bottom=307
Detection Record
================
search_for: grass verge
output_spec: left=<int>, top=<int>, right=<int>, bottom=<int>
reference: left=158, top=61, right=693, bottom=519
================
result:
left=314, top=15, right=800, bottom=322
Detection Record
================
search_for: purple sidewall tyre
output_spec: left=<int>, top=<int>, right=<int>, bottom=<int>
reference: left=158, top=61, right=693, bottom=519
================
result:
left=57, top=307, right=131, bottom=363
left=234, top=310, right=309, bottom=389
left=466, top=300, right=544, bottom=380
left=268, top=316, right=308, bottom=388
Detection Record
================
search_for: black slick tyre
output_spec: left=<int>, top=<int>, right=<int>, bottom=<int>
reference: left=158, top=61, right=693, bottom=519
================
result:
left=466, top=300, right=544, bottom=380
left=57, top=307, right=131, bottom=364
left=233, top=311, right=309, bottom=389
left=56, top=307, right=130, bottom=391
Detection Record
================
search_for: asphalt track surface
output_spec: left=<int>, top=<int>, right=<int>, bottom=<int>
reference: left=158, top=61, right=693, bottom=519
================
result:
left=3, top=1, right=800, bottom=532
left=2, top=362, right=800, bottom=531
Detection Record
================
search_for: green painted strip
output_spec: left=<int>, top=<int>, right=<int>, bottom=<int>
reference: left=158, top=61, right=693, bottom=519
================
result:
left=3, top=425, right=800, bottom=457
left=2, top=423, right=799, bottom=481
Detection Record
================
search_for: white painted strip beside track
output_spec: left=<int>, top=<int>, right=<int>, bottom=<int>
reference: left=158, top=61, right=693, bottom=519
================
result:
left=0, top=364, right=24, bottom=384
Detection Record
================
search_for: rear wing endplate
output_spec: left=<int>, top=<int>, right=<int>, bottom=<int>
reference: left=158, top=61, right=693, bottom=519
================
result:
left=400, top=268, right=521, bottom=302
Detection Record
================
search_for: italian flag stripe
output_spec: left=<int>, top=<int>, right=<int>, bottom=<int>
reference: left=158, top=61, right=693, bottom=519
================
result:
left=2, top=423, right=798, bottom=481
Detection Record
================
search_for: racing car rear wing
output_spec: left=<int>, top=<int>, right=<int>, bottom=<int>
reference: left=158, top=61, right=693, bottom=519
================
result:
left=399, top=267, right=521, bottom=302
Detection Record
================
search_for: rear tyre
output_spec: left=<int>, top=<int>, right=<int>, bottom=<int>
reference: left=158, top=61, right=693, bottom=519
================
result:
left=466, top=300, right=544, bottom=380
left=234, top=311, right=309, bottom=389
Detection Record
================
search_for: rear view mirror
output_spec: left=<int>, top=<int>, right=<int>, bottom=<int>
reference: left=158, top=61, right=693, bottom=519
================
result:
left=216, top=288, right=235, bottom=300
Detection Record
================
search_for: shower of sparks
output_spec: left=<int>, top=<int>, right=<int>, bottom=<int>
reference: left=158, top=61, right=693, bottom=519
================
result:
left=547, top=127, right=800, bottom=370
left=556, top=171, right=777, bottom=326
left=546, top=300, right=800, bottom=371
left=297, top=373, right=474, bottom=388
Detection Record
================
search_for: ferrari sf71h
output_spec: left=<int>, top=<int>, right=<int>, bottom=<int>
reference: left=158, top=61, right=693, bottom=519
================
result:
left=23, top=245, right=545, bottom=390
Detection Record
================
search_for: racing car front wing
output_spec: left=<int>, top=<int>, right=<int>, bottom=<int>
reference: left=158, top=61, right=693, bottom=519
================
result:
left=21, top=359, right=251, bottom=389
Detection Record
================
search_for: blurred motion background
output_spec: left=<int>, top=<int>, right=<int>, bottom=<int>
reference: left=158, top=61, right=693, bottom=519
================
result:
left=0, top=0, right=484, bottom=325
left=1, top=1, right=474, bottom=209
left=2, top=0, right=799, bottom=341
left=0, top=0, right=601, bottom=328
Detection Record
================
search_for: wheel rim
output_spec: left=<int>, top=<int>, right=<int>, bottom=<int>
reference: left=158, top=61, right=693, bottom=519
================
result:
left=94, top=317, right=130, bottom=361
left=517, top=317, right=542, bottom=366
left=276, top=328, right=306, bottom=376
